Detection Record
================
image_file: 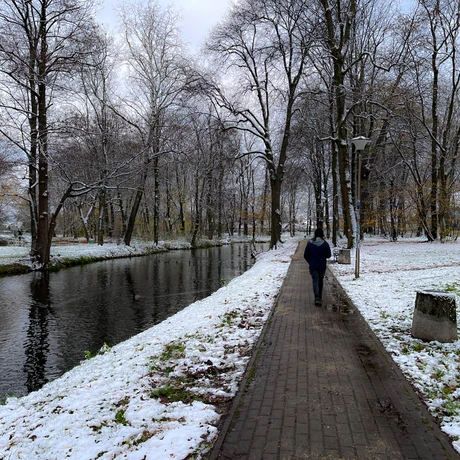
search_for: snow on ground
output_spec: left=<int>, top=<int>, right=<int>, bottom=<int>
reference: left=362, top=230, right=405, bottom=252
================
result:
left=0, top=236, right=259, bottom=268
left=0, top=240, right=297, bottom=459
left=1, top=237, right=460, bottom=458
left=0, top=240, right=181, bottom=268
left=329, top=238, right=460, bottom=452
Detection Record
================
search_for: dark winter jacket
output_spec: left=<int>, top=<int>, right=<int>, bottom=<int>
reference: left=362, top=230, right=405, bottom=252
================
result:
left=304, top=238, right=331, bottom=271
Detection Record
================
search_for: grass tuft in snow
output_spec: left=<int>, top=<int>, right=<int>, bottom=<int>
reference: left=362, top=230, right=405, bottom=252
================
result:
left=0, top=263, right=30, bottom=276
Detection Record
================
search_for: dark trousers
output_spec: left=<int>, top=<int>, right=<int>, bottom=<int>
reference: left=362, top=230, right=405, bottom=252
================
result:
left=309, top=268, right=326, bottom=301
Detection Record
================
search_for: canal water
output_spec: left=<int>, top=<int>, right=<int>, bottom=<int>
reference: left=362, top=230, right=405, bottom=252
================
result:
left=0, top=242, right=267, bottom=400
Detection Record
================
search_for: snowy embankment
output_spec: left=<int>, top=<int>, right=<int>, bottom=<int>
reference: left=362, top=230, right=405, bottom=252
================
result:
left=329, top=238, right=460, bottom=453
left=0, top=240, right=297, bottom=460
left=0, top=240, right=187, bottom=271
left=2, top=237, right=460, bottom=458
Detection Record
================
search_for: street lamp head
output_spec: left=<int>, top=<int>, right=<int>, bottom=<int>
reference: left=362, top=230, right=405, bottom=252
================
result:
left=351, top=136, right=371, bottom=151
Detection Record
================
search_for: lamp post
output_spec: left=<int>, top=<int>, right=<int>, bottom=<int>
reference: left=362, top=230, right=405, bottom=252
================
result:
left=351, top=136, right=371, bottom=279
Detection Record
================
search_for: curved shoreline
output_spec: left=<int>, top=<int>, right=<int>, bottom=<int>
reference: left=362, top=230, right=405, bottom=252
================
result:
left=0, top=236, right=270, bottom=277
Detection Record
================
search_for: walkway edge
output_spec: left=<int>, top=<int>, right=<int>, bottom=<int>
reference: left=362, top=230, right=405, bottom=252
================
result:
left=327, top=265, right=458, bottom=457
left=206, top=242, right=299, bottom=460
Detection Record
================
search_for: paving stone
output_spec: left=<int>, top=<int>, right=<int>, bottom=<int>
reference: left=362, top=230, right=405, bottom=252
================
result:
left=208, top=242, right=459, bottom=460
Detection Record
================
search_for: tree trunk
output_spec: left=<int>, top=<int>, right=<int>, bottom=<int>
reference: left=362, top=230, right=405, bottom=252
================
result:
left=124, top=188, right=144, bottom=246
left=78, top=203, right=94, bottom=243
left=124, top=146, right=150, bottom=246
left=108, top=199, right=114, bottom=238
left=190, top=176, right=202, bottom=247
left=320, top=0, right=357, bottom=249
left=28, top=95, right=39, bottom=254
left=337, top=140, right=354, bottom=248
left=270, top=173, right=282, bottom=248
left=331, top=139, right=339, bottom=245
left=175, top=163, right=186, bottom=233
left=97, top=190, right=106, bottom=246
left=260, top=169, right=269, bottom=235
left=206, top=170, right=215, bottom=240
left=428, top=5, right=440, bottom=241
left=165, top=167, right=172, bottom=233
left=35, top=68, right=50, bottom=265
left=314, top=173, right=322, bottom=229
left=153, top=156, right=160, bottom=245
left=217, top=164, right=224, bottom=238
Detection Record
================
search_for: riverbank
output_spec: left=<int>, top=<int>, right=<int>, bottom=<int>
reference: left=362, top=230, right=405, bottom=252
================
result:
left=1, top=237, right=460, bottom=458
left=0, top=239, right=298, bottom=459
left=0, top=236, right=270, bottom=276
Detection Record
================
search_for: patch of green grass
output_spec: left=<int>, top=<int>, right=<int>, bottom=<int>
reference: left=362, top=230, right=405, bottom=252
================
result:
left=0, top=393, right=15, bottom=405
left=99, top=342, right=111, bottom=354
left=434, top=369, right=445, bottom=380
left=84, top=342, right=111, bottom=360
left=149, top=362, right=161, bottom=372
left=425, top=388, right=438, bottom=400
left=221, top=310, right=239, bottom=327
left=442, top=386, right=455, bottom=397
left=412, top=343, right=425, bottom=352
left=161, top=342, right=186, bottom=361
left=445, top=282, right=460, bottom=294
left=150, top=384, right=201, bottom=404
left=115, top=408, right=128, bottom=425
left=84, top=350, right=94, bottom=360
left=443, top=398, right=460, bottom=417
left=380, top=311, right=389, bottom=319
left=0, top=264, right=30, bottom=276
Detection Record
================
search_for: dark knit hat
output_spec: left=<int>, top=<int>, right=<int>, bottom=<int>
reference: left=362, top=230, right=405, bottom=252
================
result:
left=314, top=228, right=324, bottom=238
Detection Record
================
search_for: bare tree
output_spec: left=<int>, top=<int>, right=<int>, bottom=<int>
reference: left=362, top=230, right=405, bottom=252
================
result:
left=0, top=0, right=98, bottom=267
left=119, top=0, right=188, bottom=245
left=75, top=32, right=122, bottom=245
left=412, top=0, right=460, bottom=240
left=207, top=0, right=317, bottom=248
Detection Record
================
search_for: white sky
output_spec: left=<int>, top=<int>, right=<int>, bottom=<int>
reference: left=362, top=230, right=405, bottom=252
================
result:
left=96, top=0, right=233, bottom=53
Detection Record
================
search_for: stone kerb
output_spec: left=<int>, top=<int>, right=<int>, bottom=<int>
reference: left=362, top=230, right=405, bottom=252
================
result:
left=411, top=290, right=457, bottom=343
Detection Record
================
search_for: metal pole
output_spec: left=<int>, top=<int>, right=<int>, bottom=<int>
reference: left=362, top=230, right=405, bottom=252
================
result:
left=355, top=151, right=362, bottom=279
left=351, top=136, right=370, bottom=279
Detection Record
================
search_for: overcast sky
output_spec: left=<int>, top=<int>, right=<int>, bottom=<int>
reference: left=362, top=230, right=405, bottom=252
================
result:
left=96, top=0, right=233, bottom=53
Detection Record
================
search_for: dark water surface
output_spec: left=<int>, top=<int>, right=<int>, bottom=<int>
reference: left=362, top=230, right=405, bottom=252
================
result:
left=0, top=243, right=267, bottom=399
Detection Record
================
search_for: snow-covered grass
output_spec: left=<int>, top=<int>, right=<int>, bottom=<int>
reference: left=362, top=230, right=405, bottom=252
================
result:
left=329, top=237, right=460, bottom=452
left=0, top=241, right=163, bottom=266
left=0, top=239, right=296, bottom=459
left=1, top=236, right=460, bottom=458
left=0, top=235, right=268, bottom=273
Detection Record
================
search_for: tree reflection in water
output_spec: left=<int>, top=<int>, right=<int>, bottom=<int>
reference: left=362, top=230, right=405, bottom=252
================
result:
left=24, top=272, right=52, bottom=393
left=0, top=242, right=268, bottom=400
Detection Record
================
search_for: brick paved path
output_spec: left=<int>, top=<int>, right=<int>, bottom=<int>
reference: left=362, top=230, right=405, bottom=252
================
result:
left=209, top=241, right=459, bottom=460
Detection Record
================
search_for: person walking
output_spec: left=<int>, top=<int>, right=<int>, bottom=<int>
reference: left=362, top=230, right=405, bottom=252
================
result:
left=304, top=228, right=331, bottom=305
